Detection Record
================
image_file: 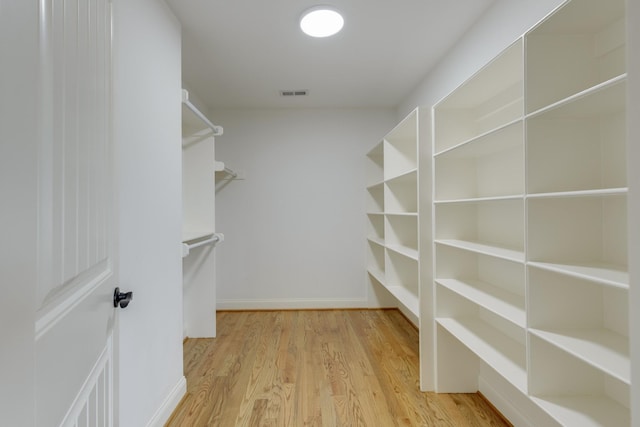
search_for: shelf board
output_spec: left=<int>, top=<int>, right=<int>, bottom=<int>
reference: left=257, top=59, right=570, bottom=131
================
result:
left=182, top=231, right=214, bottom=243
left=435, top=239, right=524, bottom=263
left=367, top=268, right=385, bottom=285
left=526, top=74, right=627, bottom=119
left=528, top=261, right=628, bottom=289
left=366, top=181, right=385, bottom=191
left=384, top=285, right=419, bottom=318
left=385, top=212, right=418, bottom=217
left=366, top=212, right=385, bottom=216
left=433, top=118, right=522, bottom=157
left=531, top=395, right=629, bottom=427
left=437, top=317, right=527, bottom=392
left=385, top=168, right=418, bottom=184
left=527, top=188, right=628, bottom=199
left=367, top=237, right=385, bottom=247
left=434, top=195, right=523, bottom=204
left=529, top=328, right=629, bottom=384
left=386, top=244, right=419, bottom=261
left=436, top=278, right=525, bottom=328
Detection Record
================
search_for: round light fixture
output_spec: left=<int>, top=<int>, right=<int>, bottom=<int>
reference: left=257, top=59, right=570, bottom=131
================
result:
left=300, top=7, right=344, bottom=38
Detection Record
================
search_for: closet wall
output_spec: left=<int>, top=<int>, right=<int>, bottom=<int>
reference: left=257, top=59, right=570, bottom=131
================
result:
left=213, top=108, right=397, bottom=309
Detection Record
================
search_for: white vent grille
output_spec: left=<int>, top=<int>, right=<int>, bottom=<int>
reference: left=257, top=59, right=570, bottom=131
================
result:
left=280, top=90, right=308, bottom=97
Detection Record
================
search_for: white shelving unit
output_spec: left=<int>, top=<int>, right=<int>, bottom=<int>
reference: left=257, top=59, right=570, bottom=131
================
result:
left=430, top=0, right=629, bottom=425
left=365, top=109, right=422, bottom=324
left=181, top=89, right=223, bottom=338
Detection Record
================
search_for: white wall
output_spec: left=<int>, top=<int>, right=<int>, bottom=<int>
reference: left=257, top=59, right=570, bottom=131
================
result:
left=0, top=1, right=38, bottom=424
left=213, top=108, right=396, bottom=309
left=112, top=1, right=185, bottom=426
left=398, top=0, right=565, bottom=118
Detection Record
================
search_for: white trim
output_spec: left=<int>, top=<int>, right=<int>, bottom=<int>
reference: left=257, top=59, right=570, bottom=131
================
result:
left=36, top=261, right=112, bottom=340
left=217, top=297, right=374, bottom=311
left=145, top=376, right=187, bottom=427
left=59, top=336, right=113, bottom=427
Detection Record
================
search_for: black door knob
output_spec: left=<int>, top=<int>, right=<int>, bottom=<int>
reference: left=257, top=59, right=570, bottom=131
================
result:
left=114, top=287, right=133, bottom=309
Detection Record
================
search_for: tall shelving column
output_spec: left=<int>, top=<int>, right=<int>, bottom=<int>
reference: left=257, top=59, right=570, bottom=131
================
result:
left=432, top=40, right=526, bottom=393
left=524, top=0, right=629, bottom=424
left=366, top=109, right=420, bottom=324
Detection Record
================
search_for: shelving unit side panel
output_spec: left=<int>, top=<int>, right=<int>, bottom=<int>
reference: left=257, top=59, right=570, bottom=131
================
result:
left=435, top=323, right=480, bottom=393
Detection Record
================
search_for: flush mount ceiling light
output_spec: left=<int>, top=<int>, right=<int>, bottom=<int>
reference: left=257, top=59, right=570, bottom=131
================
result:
left=300, top=7, right=344, bottom=38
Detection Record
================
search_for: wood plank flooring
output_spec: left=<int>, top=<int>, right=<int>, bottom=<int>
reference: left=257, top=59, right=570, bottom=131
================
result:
left=165, top=309, right=511, bottom=427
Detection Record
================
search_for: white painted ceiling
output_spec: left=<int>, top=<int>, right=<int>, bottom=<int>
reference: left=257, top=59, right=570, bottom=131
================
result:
left=165, top=0, right=497, bottom=110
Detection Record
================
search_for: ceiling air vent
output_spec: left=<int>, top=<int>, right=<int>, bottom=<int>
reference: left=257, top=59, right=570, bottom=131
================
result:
left=280, top=90, right=308, bottom=97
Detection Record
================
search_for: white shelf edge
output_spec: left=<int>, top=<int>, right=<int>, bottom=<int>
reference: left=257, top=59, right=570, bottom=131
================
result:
left=527, top=261, right=629, bottom=290
left=366, top=212, right=385, bottom=216
left=366, top=181, right=385, bottom=190
left=367, top=237, right=385, bottom=247
left=433, top=117, right=523, bottom=157
left=386, top=244, right=419, bottom=261
left=434, top=195, right=524, bottom=204
left=526, top=188, right=628, bottom=199
left=384, top=285, right=419, bottom=318
left=182, top=231, right=214, bottom=243
left=435, top=239, right=525, bottom=263
left=529, top=328, right=630, bottom=384
left=384, top=167, right=418, bottom=183
left=435, top=278, right=526, bottom=328
left=384, top=212, right=418, bottom=217
left=530, top=395, right=629, bottom=427
left=525, top=73, right=627, bottom=119
left=367, top=268, right=385, bottom=285
left=436, top=317, right=527, bottom=393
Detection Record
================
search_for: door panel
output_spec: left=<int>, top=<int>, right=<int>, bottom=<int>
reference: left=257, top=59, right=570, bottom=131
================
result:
left=36, top=0, right=116, bottom=425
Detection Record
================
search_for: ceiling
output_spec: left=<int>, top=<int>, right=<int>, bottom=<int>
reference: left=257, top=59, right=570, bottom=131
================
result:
left=165, top=0, right=497, bottom=110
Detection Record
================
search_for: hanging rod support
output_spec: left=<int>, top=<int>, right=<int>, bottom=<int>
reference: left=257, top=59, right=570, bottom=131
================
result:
left=182, top=89, right=224, bottom=136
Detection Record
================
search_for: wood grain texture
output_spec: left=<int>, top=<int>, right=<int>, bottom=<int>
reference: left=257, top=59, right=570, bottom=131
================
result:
left=166, top=309, right=511, bottom=427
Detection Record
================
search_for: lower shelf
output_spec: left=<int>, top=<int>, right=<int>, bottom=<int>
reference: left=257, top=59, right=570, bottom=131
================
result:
left=529, top=328, right=629, bottom=384
left=531, top=395, right=629, bottom=427
left=384, top=285, right=419, bottom=317
left=368, top=270, right=418, bottom=318
left=437, top=317, right=526, bottom=392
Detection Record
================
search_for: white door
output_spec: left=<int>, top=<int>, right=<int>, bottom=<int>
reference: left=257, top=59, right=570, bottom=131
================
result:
left=35, top=0, right=120, bottom=425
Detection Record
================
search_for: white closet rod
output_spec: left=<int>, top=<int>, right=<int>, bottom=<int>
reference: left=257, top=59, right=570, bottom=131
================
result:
left=182, top=232, right=224, bottom=257
left=182, top=89, right=224, bottom=136
left=187, top=234, right=220, bottom=250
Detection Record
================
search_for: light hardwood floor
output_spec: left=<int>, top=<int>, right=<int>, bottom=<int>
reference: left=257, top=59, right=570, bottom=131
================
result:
left=166, top=309, right=511, bottom=426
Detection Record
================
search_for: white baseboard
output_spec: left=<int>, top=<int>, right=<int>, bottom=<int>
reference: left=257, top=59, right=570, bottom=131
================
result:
left=146, top=376, right=187, bottom=427
left=217, top=297, right=387, bottom=311
left=479, top=371, right=560, bottom=427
